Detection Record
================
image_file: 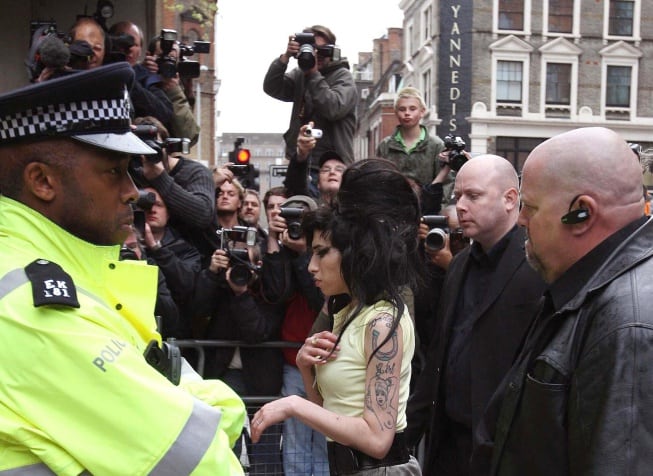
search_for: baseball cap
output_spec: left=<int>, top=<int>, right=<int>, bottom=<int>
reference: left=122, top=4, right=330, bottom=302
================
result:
left=0, top=62, right=155, bottom=155
left=318, top=150, right=345, bottom=169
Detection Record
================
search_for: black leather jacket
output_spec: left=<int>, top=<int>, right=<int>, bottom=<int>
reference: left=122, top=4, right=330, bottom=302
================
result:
left=490, top=217, right=653, bottom=476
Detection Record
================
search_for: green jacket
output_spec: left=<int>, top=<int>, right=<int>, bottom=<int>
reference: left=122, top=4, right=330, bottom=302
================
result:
left=0, top=197, right=245, bottom=475
left=376, top=125, right=446, bottom=186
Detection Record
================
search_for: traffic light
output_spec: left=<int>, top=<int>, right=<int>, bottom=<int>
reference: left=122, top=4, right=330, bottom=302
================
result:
left=227, top=137, right=259, bottom=191
left=236, top=148, right=251, bottom=164
left=228, top=137, right=250, bottom=164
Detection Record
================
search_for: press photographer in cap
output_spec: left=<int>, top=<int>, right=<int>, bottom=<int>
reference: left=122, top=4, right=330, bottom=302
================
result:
left=264, top=25, right=357, bottom=187
left=284, top=122, right=346, bottom=204
left=0, top=62, right=245, bottom=474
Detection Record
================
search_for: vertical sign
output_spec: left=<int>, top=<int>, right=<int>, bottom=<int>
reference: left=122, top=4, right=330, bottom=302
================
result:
left=437, top=0, right=473, bottom=144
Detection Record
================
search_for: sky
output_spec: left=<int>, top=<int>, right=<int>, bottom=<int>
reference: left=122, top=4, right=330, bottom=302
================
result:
left=215, top=0, right=403, bottom=134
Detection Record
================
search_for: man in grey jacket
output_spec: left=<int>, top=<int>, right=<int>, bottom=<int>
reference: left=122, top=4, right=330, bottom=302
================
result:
left=473, top=126, right=653, bottom=475
left=263, top=25, right=356, bottom=195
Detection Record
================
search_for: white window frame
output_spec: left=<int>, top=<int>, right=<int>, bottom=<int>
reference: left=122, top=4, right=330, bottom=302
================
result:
left=603, top=0, right=641, bottom=42
left=493, top=0, right=532, bottom=35
left=599, top=41, right=642, bottom=119
left=539, top=38, right=582, bottom=117
left=490, top=35, right=533, bottom=114
left=422, top=2, right=433, bottom=43
left=542, top=0, right=580, bottom=38
left=405, top=20, right=415, bottom=61
left=422, top=69, right=432, bottom=110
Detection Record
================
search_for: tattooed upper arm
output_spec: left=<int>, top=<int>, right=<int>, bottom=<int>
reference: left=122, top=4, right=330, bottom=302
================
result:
left=364, top=312, right=403, bottom=432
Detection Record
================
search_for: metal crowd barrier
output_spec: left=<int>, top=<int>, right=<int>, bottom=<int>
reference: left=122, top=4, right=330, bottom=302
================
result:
left=167, top=338, right=301, bottom=377
left=167, top=338, right=427, bottom=474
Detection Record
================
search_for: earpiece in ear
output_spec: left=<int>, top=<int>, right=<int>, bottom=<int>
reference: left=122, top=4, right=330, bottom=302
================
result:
left=560, top=208, right=589, bottom=224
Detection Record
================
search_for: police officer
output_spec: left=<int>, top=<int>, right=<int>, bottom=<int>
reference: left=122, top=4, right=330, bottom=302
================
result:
left=0, top=63, right=245, bottom=475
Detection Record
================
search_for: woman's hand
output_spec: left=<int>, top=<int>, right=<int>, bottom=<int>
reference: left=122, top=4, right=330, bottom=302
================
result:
left=296, top=331, right=340, bottom=370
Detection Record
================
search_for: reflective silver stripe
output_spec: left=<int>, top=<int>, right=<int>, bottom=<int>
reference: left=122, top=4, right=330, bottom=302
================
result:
left=0, top=463, right=55, bottom=475
left=0, top=268, right=28, bottom=300
left=0, top=266, right=107, bottom=309
left=150, top=398, right=222, bottom=475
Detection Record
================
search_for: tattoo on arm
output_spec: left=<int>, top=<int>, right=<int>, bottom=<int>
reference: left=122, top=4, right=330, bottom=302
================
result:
left=365, top=313, right=401, bottom=430
left=369, top=313, right=398, bottom=362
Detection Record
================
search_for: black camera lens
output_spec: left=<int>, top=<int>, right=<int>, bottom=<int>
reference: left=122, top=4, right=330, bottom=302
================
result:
left=135, top=190, right=156, bottom=210
left=449, top=151, right=468, bottom=172
left=297, top=44, right=316, bottom=71
left=230, top=264, right=252, bottom=286
left=287, top=222, right=302, bottom=240
left=425, top=228, right=447, bottom=252
left=157, top=57, right=177, bottom=79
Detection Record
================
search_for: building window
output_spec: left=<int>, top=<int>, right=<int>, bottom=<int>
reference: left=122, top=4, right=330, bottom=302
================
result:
left=423, top=4, right=433, bottom=41
left=498, top=0, right=524, bottom=30
left=548, top=0, right=573, bottom=33
left=606, top=65, right=631, bottom=107
left=422, top=69, right=432, bottom=107
left=608, top=0, right=634, bottom=36
left=495, top=137, right=544, bottom=172
left=546, top=63, right=571, bottom=104
left=497, top=61, right=523, bottom=102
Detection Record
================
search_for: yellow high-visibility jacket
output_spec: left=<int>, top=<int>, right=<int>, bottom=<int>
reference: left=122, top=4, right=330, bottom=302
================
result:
left=0, top=197, right=245, bottom=475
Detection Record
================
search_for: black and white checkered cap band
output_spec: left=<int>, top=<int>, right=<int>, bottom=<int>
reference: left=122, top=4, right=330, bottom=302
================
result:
left=0, top=97, right=131, bottom=141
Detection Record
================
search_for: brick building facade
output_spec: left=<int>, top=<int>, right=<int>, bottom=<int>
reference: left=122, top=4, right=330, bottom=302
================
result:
left=357, top=0, right=653, bottom=185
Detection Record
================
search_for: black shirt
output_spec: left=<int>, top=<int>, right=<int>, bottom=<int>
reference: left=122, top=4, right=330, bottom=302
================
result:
left=444, top=225, right=517, bottom=426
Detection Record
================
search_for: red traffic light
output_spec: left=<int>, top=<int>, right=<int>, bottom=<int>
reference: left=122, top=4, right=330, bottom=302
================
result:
left=236, top=148, right=251, bottom=164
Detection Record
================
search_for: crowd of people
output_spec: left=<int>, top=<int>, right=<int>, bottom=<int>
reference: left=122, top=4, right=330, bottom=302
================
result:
left=1, top=15, right=652, bottom=476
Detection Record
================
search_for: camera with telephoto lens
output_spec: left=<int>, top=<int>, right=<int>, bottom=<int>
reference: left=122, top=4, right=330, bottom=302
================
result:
left=293, top=32, right=340, bottom=71
left=422, top=215, right=450, bottom=252
left=104, top=32, right=135, bottom=64
left=294, top=32, right=316, bottom=71
left=279, top=207, right=305, bottom=240
left=157, top=29, right=210, bottom=79
left=443, top=134, right=468, bottom=172
left=422, top=215, right=470, bottom=254
left=127, top=189, right=156, bottom=238
left=132, top=124, right=190, bottom=163
left=216, top=226, right=260, bottom=286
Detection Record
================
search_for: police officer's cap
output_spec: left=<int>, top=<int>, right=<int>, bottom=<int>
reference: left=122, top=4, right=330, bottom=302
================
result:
left=0, top=62, right=155, bottom=155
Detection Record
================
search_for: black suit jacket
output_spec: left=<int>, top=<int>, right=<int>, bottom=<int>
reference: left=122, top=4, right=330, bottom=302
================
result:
left=406, top=227, right=545, bottom=475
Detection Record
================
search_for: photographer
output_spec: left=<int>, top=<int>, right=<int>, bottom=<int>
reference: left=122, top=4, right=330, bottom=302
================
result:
left=414, top=205, right=469, bottom=365
left=142, top=33, right=201, bottom=146
left=67, top=17, right=106, bottom=69
left=139, top=186, right=202, bottom=338
left=263, top=25, right=357, bottom=181
left=284, top=122, right=346, bottom=204
left=107, top=20, right=173, bottom=129
left=259, top=190, right=328, bottom=475
left=130, top=116, right=219, bottom=264
left=192, top=232, right=285, bottom=474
